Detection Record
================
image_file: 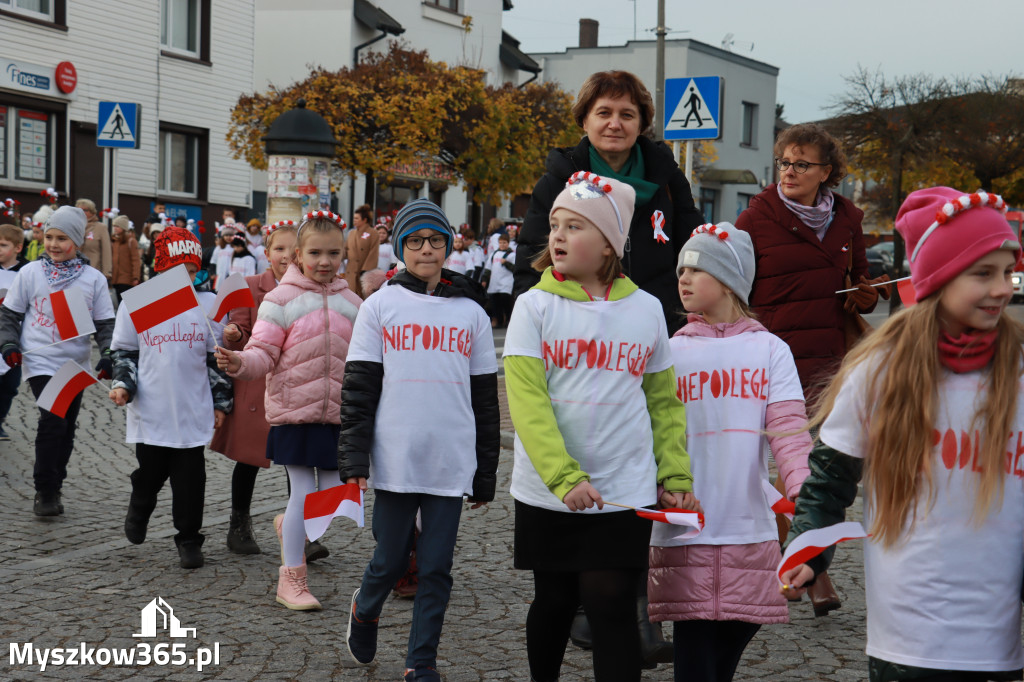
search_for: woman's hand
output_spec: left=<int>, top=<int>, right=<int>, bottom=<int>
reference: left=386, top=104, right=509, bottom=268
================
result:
left=214, top=346, right=241, bottom=372
left=223, top=324, right=242, bottom=343
left=563, top=480, right=603, bottom=512
left=779, top=564, right=814, bottom=599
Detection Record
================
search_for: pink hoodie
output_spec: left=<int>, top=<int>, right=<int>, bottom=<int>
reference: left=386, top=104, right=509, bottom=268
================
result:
left=648, top=314, right=811, bottom=625
left=230, top=264, right=361, bottom=425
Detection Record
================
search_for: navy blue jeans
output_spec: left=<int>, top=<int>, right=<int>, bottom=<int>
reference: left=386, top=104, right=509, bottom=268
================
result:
left=355, top=490, right=463, bottom=670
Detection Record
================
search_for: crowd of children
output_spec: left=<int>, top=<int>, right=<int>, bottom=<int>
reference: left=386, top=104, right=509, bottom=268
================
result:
left=4, top=180, right=1024, bottom=682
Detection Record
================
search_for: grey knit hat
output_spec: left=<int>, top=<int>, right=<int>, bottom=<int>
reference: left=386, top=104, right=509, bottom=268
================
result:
left=676, top=222, right=756, bottom=304
left=45, top=205, right=88, bottom=247
left=392, top=199, right=454, bottom=262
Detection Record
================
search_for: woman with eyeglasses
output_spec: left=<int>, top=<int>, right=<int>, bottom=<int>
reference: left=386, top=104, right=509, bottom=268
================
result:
left=735, top=122, right=890, bottom=620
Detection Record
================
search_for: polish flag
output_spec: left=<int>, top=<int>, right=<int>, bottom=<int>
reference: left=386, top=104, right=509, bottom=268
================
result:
left=897, top=278, right=917, bottom=307
left=50, top=287, right=96, bottom=341
left=303, top=484, right=364, bottom=541
left=120, top=265, right=199, bottom=333
left=761, top=479, right=795, bottom=520
left=36, top=359, right=98, bottom=418
left=777, top=521, right=868, bottom=585
left=210, top=273, right=255, bottom=322
left=635, top=508, right=704, bottom=540
left=0, top=289, right=7, bottom=305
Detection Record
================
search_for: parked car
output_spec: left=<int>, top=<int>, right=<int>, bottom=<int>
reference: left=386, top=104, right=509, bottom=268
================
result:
left=865, top=246, right=895, bottom=280
left=872, top=241, right=908, bottom=277
left=1012, top=271, right=1024, bottom=304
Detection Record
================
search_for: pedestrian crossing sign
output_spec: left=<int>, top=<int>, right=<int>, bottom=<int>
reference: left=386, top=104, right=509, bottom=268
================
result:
left=664, top=77, right=721, bottom=141
left=96, top=102, right=140, bottom=149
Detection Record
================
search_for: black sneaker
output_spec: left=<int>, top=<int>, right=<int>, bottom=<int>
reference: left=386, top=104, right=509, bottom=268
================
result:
left=33, top=491, right=62, bottom=517
left=346, top=589, right=378, bottom=665
left=177, top=543, right=204, bottom=569
left=0, top=426, right=10, bottom=441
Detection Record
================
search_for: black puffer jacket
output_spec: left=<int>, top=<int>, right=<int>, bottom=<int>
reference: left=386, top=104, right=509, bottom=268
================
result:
left=514, top=135, right=703, bottom=330
left=337, top=268, right=501, bottom=502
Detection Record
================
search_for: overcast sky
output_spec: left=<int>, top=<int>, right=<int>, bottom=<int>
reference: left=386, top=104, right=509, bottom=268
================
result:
left=503, top=0, right=1023, bottom=124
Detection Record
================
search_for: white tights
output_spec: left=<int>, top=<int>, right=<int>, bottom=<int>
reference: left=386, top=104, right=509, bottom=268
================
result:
left=282, top=466, right=341, bottom=568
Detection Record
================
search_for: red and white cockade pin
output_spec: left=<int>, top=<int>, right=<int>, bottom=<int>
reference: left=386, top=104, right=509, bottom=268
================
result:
left=651, top=210, right=669, bottom=244
left=912, top=190, right=1009, bottom=263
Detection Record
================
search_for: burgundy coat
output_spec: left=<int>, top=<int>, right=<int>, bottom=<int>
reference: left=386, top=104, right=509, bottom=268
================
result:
left=210, top=270, right=277, bottom=468
left=734, top=185, right=870, bottom=402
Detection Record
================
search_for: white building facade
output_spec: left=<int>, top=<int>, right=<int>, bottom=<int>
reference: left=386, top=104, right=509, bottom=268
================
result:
left=528, top=37, right=779, bottom=224
left=0, top=0, right=254, bottom=235
left=253, top=0, right=537, bottom=228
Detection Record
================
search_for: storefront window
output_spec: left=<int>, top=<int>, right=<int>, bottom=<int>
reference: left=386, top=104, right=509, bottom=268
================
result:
left=0, top=105, right=53, bottom=185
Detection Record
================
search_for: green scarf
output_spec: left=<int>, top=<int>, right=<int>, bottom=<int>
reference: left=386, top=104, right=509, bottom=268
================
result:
left=588, top=143, right=660, bottom=206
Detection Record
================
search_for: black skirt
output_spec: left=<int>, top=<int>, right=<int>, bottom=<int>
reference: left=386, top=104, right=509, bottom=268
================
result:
left=265, top=423, right=340, bottom=469
left=514, top=500, right=653, bottom=572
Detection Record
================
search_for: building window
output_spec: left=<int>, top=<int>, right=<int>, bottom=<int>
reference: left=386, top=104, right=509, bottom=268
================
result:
left=423, top=0, right=458, bottom=11
left=737, top=193, right=753, bottom=219
left=159, top=127, right=203, bottom=198
left=161, top=0, right=204, bottom=58
left=0, top=0, right=53, bottom=20
left=0, top=105, right=55, bottom=185
left=741, top=102, right=758, bottom=148
left=700, top=188, right=718, bottom=223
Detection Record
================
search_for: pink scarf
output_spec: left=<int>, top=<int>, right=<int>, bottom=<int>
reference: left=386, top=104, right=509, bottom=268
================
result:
left=937, top=329, right=998, bottom=373
left=776, top=183, right=834, bottom=240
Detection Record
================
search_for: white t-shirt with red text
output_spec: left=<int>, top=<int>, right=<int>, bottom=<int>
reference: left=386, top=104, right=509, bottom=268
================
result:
left=445, top=250, right=472, bottom=276
left=345, top=284, right=496, bottom=497
left=821, top=359, right=1024, bottom=672
left=111, top=291, right=222, bottom=448
left=504, top=288, right=672, bottom=512
left=651, top=329, right=803, bottom=547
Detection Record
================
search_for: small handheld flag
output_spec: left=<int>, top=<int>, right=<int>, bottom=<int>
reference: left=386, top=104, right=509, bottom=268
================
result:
left=777, top=521, right=868, bottom=586
left=303, top=484, right=364, bottom=541
left=761, top=480, right=795, bottom=520
left=210, top=273, right=256, bottom=322
left=35, top=360, right=99, bottom=418
left=49, top=287, right=96, bottom=342
left=120, top=265, right=199, bottom=333
left=896, top=278, right=917, bottom=307
left=634, top=508, right=704, bottom=540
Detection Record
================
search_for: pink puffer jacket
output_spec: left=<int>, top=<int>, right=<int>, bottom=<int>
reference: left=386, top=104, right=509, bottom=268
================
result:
left=230, top=264, right=361, bottom=425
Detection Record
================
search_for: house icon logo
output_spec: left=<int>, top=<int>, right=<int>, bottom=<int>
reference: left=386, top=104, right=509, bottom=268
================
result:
left=133, top=597, right=197, bottom=638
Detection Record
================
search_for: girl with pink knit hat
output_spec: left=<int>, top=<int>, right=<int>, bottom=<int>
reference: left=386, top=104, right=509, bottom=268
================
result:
left=505, top=172, right=697, bottom=682
left=782, top=187, right=1024, bottom=681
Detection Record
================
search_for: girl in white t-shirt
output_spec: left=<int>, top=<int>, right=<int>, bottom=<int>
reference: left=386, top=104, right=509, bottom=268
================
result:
left=227, top=235, right=256, bottom=280
left=109, top=225, right=232, bottom=570
left=217, top=211, right=361, bottom=611
left=375, top=219, right=395, bottom=272
left=505, top=173, right=696, bottom=682
left=782, top=187, right=1024, bottom=682
left=443, top=232, right=471, bottom=275
left=648, top=222, right=811, bottom=682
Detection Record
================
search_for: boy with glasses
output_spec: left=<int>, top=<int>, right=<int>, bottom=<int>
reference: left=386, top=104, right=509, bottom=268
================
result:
left=339, top=199, right=499, bottom=682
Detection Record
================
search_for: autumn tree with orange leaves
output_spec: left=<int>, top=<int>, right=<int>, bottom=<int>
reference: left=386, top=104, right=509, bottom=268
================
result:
left=227, top=44, right=578, bottom=206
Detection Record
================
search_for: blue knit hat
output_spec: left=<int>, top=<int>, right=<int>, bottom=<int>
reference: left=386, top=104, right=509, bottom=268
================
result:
left=392, top=199, right=454, bottom=263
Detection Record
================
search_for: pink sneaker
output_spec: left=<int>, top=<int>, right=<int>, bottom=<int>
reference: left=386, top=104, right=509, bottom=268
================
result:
left=276, top=564, right=322, bottom=611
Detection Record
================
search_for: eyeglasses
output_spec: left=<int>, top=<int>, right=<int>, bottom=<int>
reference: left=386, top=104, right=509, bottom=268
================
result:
left=774, top=158, right=829, bottom=174
left=403, top=234, right=448, bottom=251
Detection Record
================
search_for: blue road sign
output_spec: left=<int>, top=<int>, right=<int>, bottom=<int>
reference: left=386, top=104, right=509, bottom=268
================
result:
left=664, top=77, right=722, bottom=141
left=96, top=102, right=140, bottom=149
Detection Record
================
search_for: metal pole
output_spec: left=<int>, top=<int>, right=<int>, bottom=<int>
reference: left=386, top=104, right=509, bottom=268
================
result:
left=654, top=0, right=666, bottom=139
left=685, top=142, right=694, bottom=187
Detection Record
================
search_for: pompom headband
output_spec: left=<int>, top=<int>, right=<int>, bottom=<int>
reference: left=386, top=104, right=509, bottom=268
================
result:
left=566, top=171, right=625, bottom=236
left=910, top=190, right=1008, bottom=263
left=297, top=210, right=346, bottom=239
left=690, top=223, right=746, bottom=277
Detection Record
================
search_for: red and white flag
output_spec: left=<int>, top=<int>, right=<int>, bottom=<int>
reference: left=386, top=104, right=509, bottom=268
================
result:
left=761, top=479, right=796, bottom=520
left=210, top=273, right=255, bottom=322
left=635, top=507, right=704, bottom=540
left=120, top=265, right=199, bottom=333
left=897, top=278, right=917, bottom=307
left=36, top=359, right=98, bottom=418
left=777, top=521, right=868, bottom=585
left=303, top=484, right=364, bottom=541
left=50, top=287, right=96, bottom=341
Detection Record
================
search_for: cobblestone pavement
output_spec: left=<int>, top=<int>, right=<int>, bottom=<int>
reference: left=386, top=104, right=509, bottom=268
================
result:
left=0, top=302, right=915, bottom=682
